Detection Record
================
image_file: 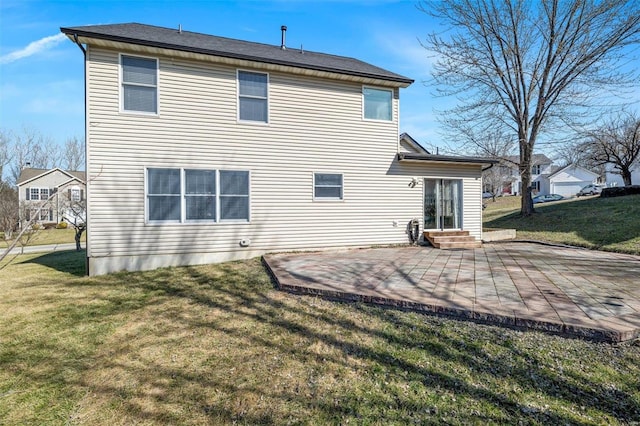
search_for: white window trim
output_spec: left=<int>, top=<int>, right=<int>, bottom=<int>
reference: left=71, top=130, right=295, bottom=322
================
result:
left=236, top=69, right=270, bottom=125
left=119, top=53, right=160, bottom=116
left=313, top=172, right=344, bottom=202
left=29, top=187, right=41, bottom=201
left=362, top=86, right=393, bottom=122
left=145, top=167, right=251, bottom=224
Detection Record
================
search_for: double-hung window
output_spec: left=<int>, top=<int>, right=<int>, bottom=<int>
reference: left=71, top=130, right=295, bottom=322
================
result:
left=314, top=173, right=343, bottom=200
left=363, top=87, right=392, bottom=121
left=238, top=70, right=268, bottom=123
left=220, top=171, right=250, bottom=220
left=146, top=168, right=250, bottom=223
left=121, top=55, right=158, bottom=114
left=29, top=188, right=41, bottom=200
left=147, top=168, right=181, bottom=221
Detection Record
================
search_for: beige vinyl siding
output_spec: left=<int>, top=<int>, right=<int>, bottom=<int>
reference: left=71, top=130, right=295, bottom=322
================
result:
left=85, top=46, right=481, bottom=274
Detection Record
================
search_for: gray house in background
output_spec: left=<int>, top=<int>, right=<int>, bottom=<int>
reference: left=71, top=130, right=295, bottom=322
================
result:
left=17, top=167, right=86, bottom=225
left=61, top=23, right=493, bottom=275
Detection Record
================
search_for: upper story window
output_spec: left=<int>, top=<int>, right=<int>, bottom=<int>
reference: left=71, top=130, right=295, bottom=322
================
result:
left=314, top=173, right=343, bottom=201
left=238, top=70, right=268, bottom=123
left=121, top=55, right=158, bottom=114
left=363, top=87, right=392, bottom=121
left=27, top=187, right=49, bottom=201
left=531, top=164, right=541, bottom=175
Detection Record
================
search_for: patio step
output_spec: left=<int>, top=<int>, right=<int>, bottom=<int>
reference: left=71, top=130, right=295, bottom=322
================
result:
left=424, top=231, right=482, bottom=249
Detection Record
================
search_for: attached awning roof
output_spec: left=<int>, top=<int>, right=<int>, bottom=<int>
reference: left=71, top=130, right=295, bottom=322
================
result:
left=397, top=152, right=497, bottom=169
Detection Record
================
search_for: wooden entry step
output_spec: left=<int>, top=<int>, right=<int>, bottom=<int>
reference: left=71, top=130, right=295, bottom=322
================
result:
left=424, top=230, right=482, bottom=249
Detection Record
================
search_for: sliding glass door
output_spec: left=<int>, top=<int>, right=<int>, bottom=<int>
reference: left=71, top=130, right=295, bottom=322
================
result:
left=424, top=179, right=462, bottom=230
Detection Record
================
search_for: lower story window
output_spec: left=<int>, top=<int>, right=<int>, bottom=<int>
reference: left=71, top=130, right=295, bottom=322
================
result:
left=27, top=208, right=53, bottom=222
left=314, top=173, right=343, bottom=200
left=146, top=168, right=250, bottom=223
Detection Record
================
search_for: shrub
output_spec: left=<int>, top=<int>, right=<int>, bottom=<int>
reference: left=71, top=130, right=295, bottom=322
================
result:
left=56, top=221, right=68, bottom=229
left=601, top=185, right=640, bottom=198
left=31, top=223, right=42, bottom=230
left=43, top=222, right=57, bottom=230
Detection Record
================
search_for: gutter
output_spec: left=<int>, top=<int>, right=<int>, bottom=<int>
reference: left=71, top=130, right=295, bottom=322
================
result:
left=70, top=32, right=89, bottom=275
left=482, top=162, right=494, bottom=172
left=397, top=152, right=497, bottom=166
left=72, top=33, right=86, bottom=55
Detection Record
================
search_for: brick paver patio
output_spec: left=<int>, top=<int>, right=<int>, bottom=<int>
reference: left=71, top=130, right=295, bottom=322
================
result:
left=263, top=243, right=640, bottom=342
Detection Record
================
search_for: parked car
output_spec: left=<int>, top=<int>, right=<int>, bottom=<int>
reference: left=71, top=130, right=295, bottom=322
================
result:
left=533, top=194, right=565, bottom=204
left=482, top=192, right=494, bottom=199
left=577, top=184, right=603, bottom=196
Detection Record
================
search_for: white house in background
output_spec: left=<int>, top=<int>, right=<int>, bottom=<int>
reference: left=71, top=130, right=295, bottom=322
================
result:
left=548, top=164, right=599, bottom=197
left=493, top=154, right=554, bottom=195
left=605, top=161, right=640, bottom=187
left=17, top=167, right=86, bottom=225
left=61, top=23, right=494, bottom=275
left=491, top=154, right=602, bottom=197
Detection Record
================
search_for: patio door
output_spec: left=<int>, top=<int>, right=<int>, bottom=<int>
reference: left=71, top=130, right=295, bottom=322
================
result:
left=424, top=179, right=462, bottom=230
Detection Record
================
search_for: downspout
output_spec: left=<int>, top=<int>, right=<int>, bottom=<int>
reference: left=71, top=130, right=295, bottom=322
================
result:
left=72, top=33, right=89, bottom=275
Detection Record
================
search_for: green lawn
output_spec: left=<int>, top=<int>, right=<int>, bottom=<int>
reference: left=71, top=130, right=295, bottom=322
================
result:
left=1, top=228, right=85, bottom=248
left=1, top=251, right=639, bottom=425
left=484, top=194, right=640, bottom=255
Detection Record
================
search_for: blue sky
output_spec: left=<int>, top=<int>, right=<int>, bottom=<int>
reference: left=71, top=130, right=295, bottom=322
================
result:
left=0, top=0, right=443, bottom=151
left=1, top=0, right=638, bottom=157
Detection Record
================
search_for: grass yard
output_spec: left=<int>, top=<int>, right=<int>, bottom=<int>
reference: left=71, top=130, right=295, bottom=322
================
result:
left=1, top=251, right=639, bottom=425
left=1, top=228, right=85, bottom=248
left=484, top=194, right=640, bottom=255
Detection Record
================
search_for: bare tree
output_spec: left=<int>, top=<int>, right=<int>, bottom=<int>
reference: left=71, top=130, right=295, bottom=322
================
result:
left=7, top=127, right=60, bottom=185
left=421, top=0, right=640, bottom=215
left=61, top=136, right=85, bottom=171
left=583, top=111, right=640, bottom=186
left=0, top=181, right=18, bottom=240
left=0, top=131, right=9, bottom=180
left=462, top=129, right=518, bottom=200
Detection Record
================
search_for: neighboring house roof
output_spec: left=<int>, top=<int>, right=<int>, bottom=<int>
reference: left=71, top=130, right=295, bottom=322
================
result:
left=17, top=168, right=86, bottom=186
left=399, top=133, right=430, bottom=154
left=548, top=164, right=599, bottom=180
left=504, top=154, right=553, bottom=167
left=60, top=23, right=414, bottom=86
left=397, top=152, right=497, bottom=167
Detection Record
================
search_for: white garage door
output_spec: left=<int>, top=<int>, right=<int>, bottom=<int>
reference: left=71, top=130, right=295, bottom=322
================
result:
left=553, top=182, right=590, bottom=197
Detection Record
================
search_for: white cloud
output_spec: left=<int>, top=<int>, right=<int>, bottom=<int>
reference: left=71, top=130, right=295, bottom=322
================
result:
left=0, top=33, right=67, bottom=64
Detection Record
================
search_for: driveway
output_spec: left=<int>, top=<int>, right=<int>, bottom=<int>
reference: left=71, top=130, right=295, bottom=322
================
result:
left=263, top=243, right=640, bottom=342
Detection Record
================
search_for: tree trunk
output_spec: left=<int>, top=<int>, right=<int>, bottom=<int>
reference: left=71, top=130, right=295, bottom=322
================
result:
left=520, top=140, right=535, bottom=216
left=621, top=169, right=632, bottom=186
left=75, top=229, right=84, bottom=251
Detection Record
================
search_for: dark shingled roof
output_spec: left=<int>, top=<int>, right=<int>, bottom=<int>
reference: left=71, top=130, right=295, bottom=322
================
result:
left=60, top=23, right=414, bottom=85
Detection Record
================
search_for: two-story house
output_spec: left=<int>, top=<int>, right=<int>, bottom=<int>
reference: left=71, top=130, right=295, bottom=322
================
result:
left=17, top=167, right=86, bottom=225
left=486, top=154, right=599, bottom=198
left=499, top=154, right=554, bottom=195
left=61, top=23, right=494, bottom=275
